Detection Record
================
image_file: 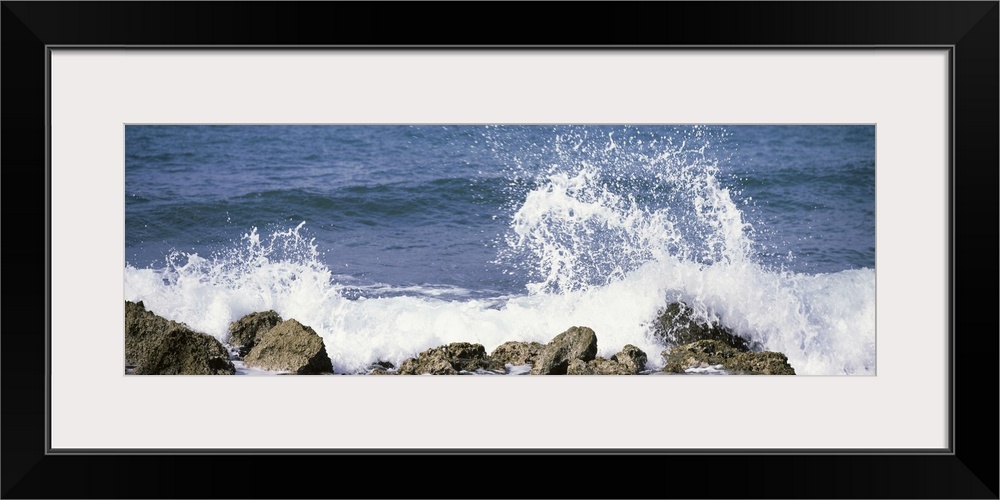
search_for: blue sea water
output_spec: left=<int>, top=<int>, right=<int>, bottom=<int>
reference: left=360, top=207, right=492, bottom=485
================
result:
left=124, top=125, right=876, bottom=375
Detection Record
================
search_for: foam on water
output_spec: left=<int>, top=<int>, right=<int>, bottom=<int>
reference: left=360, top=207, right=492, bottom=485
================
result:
left=496, top=127, right=757, bottom=294
left=124, top=127, right=876, bottom=375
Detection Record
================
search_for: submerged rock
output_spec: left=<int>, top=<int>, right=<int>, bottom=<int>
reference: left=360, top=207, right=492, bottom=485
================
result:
left=651, top=302, right=754, bottom=352
left=367, top=360, right=396, bottom=375
left=398, top=343, right=499, bottom=375
left=243, top=319, right=334, bottom=374
left=489, top=341, right=545, bottom=367
left=612, top=344, right=648, bottom=374
left=662, top=340, right=795, bottom=375
left=228, top=310, right=283, bottom=357
left=530, top=326, right=598, bottom=375
left=126, top=301, right=235, bottom=375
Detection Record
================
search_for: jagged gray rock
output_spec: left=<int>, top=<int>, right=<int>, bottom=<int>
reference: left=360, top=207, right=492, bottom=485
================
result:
left=662, top=339, right=795, bottom=375
left=243, top=319, right=334, bottom=374
left=228, top=310, right=283, bottom=357
left=126, top=301, right=234, bottom=375
left=651, top=302, right=754, bottom=352
left=126, top=300, right=178, bottom=366
left=367, top=360, right=396, bottom=375
left=133, top=326, right=235, bottom=375
left=530, top=326, right=599, bottom=375
left=567, top=357, right=634, bottom=375
left=611, top=344, right=648, bottom=374
left=398, top=343, right=500, bottom=375
left=489, top=341, right=545, bottom=367
left=563, top=345, right=648, bottom=375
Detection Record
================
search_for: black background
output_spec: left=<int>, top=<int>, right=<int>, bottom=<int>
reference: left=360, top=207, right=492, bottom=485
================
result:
left=3, top=2, right=997, bottom=498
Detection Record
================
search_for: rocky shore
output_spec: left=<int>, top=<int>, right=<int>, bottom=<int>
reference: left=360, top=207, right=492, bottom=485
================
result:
left=125, top=300, right=795, bottom=375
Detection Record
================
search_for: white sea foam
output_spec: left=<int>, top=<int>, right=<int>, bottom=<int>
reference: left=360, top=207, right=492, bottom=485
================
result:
left=125, top=228, right=874, bottom=375
left=685, top=364, right=727, bottom=374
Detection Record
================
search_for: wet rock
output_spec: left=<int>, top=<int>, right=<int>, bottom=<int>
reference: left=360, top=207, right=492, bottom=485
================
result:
left=398, top=343, right=498, bottom=375
left=133, top=326, right=236, bottom=375
left=367, top=360, right=396, bottom=375
left=126, top=300, right=235, bottom=375
left=489, top=341, right=545, bottom=367
left=125, top=300, right=179, bottom=366
left=400, top=355, right=457, bottom=375
left=566, top=357, right=635, bottom=375
left=651, top=302, right=754, bottom=352
left=662, top=340, right=733, bottom=373
left=727, top=351, right=796, bottom=375
left=563, top=345, right=647, bottom=375
left=530, top=326, right=599, bottom=375
left=611, top=344, right=648, bottom=374
left=662, top=340, right=795, bottom=375
left=243, top=319, right=334, bottom=374
left=228, top=310, right=282, bottom=357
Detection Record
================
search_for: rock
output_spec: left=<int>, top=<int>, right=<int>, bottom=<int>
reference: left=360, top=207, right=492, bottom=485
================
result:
left=398, top=343, right=498, bottom=375
left=662, top=340, right=795, bottom=375
left=611, top=344, right=648, bottom=374
left=728, top=351, right=796, bottom=375
left=566, top=358, right=591, bottom=374
left=651, top=302, right=754, bottom=352
left=370, top=360, right=395, bottom=370
left=489, top=341, right=545, bottom=366
left=566, top=357, right=635, bottom=375
left=133, top=326, right=236, bottom=375
left=530, top=326, right=599, bottom=375
left=399, top=355, right=457, bottom=375
left=562, top=345, right=647, bottom=375
left=243, top=319, right=334, bottom=374
left=126, top=300, right=235, bottom=375
left=662, top=340, right=733, bottom=373
left=228, top=310, right=282, bottom=357
left=367, top=360, right=396, bottom=375
left=125, top=300, right=179, bottom=366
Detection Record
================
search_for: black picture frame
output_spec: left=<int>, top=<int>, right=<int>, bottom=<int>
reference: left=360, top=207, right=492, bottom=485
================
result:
left=3, top=2, right=996, bottom=498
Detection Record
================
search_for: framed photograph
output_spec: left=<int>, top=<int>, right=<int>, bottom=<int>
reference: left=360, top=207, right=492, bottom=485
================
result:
left=4, top=2, right=996, bottom=498
left=119, top=122, right=870, bottom=379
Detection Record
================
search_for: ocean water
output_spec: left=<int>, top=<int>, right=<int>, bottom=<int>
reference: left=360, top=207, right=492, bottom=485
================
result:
left=124, top=125, right=876, bottom=375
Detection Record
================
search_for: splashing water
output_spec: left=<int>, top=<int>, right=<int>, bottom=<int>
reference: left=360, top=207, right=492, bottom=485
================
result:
left=496, top=126, right=757, bottom=294
left=126, top=222, right=343, bottom=341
